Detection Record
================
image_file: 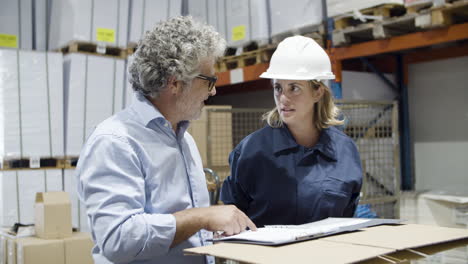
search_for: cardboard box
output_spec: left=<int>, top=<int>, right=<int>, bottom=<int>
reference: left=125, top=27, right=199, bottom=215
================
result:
left=34, top=192, right=72, bottom=239
left=15, top=237, right=65, bottom=264
left=418, top=193, right=468, bottom=228
left=63, top=232, right=94, bottom=264
left=1, top=231, right=93, bottom=264
left=185, top=224, right=468, bottom=264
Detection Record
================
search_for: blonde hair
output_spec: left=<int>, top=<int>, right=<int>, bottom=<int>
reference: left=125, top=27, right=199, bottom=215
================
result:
left=262, top=81, right=344, bottom=130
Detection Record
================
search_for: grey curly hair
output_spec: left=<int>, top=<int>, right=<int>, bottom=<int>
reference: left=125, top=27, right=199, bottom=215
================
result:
left=128, top=16, right=226, bottom=98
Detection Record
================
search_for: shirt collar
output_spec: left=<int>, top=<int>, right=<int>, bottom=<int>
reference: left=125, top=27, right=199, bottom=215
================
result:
left=130, top=92, right=166, bottom=127
left=129, top=92, right=191, bottom=135
left=272, top=126, right=338, bottom=161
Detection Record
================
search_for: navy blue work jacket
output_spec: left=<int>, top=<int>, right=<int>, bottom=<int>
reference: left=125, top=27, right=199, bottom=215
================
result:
left=220, top=125, right=362, bottom=227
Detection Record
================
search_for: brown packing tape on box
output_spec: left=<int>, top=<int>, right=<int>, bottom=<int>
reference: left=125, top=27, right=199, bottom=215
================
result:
left=34, top=192, right=73, bottom=239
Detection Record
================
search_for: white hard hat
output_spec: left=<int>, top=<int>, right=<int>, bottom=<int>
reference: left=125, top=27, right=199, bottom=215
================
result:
left=260, top=36, right=335, bottom=80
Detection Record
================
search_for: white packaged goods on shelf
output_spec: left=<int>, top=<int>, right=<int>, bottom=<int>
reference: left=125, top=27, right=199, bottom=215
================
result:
left=124, top=81, right=134, bottom=109
left=189, top=0, right=226, bottom=41
left=64, top=53, right=126, bottom=156
left=33, top=0, right=49, bottom=51
left=0, top=49, right=64, bottom=159
left=327, top=0, right=404, bottom=18
left=188, top=0, right=209, bottom=23
left=270, top=0, right=323, bottom=37
left=128, top=0, right=182, bottom=45
left=226, top=0, right=269, bottom=48
left=0, top=0, right=32, bottom=49
left=64, top=169, right=89, bottom=232
left=49, top=0, right=129, bottom=50
left=187, top=0, right=269, bottom=48
left=0, top=169, right=62, bottom=227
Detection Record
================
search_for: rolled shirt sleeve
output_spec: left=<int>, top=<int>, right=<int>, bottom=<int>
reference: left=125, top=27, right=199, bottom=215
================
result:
left=77, top=134, right=176, bottom=263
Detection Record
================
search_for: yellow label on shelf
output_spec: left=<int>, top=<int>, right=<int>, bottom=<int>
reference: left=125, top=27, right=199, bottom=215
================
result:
left=232, top=25, right=246, bottom=41
left=0, top=34, right=18, bottom=48
left=96, top=28, right=116, bottom=43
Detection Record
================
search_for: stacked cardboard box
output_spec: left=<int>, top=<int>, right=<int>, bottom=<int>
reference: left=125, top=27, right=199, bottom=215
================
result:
left=0, top=191, right=93, bottom=264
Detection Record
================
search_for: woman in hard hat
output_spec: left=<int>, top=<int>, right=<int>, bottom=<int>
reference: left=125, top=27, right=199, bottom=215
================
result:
left=220, top=36, right=362, bottom=227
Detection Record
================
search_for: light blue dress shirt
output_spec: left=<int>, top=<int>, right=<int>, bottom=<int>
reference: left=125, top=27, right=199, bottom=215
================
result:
left=76, top=92, right=214, bottom=264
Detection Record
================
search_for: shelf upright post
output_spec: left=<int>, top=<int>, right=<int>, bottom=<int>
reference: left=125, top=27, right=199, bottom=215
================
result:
left=323, top=0, right=342, bottom=99
left=396, top=54, right=413, bottom=190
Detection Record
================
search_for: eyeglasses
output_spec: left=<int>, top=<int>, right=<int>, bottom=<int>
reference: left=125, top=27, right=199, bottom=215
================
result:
left=196, top=74, right=218, bottom=92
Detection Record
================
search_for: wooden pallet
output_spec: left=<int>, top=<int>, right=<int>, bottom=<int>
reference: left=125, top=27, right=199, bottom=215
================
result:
left=333, top=13, right=420, bottom=46
left=416, top=0, right=468, bottom=28
left=333, top=0, right=468, bottom=46
left=58, top=41, right=128, bottom=59
left=216, top=45, right=276, bottom=72
left=126, top=42, right=138, bottom=57
left=63, top=157, right=79, bottom=169
left=406, top=0, right=462, bottom=13
left=0, top=157, right=67, bottom=170
left=334, top=4, right=407, bottom=30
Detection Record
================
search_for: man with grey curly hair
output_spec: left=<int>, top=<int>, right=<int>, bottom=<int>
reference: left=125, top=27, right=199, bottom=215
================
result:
left=76, top=16, right=256, bottom=264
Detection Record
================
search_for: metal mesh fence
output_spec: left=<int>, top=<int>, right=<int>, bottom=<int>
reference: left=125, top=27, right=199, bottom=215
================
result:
left=202, top=101, right=400, bottom=218
left=204, top=108, right=269, bottom=182
left=338, top=100, right=400, bottom=218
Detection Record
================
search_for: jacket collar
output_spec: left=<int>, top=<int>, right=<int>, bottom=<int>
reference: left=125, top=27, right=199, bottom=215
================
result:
left=272, top=126, right=338, bottom=161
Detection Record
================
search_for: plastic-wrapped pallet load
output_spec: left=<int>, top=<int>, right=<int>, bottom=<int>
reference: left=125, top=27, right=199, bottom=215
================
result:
left=327, top=0, right=404, bottom=18
left=0, top=0, right=50, bottom=50
left=64, top=53, right=126, bottom=156
left=188, top=0, right=269, bottom=49
left=33, top=0, right=50, bottom=51
left=0, top=49, right=64, bottom=159
left=64, top=169, right=89, bottom=232
left=270, top=0, right=323, bottom=38
left=226, top=0, right=269, bottom=48
left=129, top=0, right=183, bottom=45
left=0, top=169, right=62, bottom=227
left=49, top=0, right=129, bottom=50
left=124, top=78, right=134, bottom=109
left=0, top=0, right=32, bottom=49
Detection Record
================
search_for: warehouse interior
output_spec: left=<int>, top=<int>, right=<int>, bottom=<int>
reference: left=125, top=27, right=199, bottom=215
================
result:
left=0, top=0, right=467, bottom=263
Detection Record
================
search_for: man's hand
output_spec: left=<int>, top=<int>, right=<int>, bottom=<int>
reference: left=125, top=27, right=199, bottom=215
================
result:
left=171, top=205, right=256, bottom=247
left=200, top=205, right=257, bottom=236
